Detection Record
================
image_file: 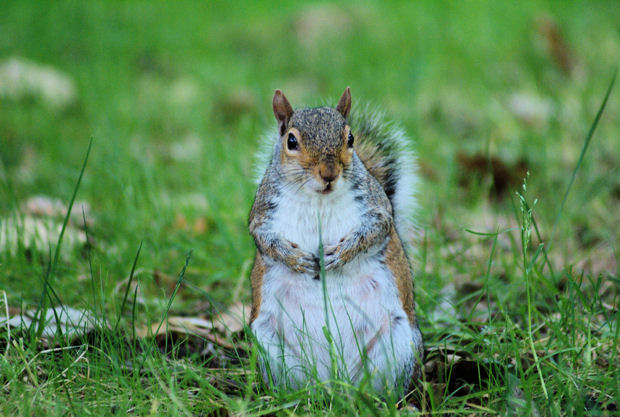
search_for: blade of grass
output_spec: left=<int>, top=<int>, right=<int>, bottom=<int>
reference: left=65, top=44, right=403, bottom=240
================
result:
left=60, top=377, right=77, bottom=417
left=484, top=228, right=498, bottom=332
left=1, top=290, right=10, bottom=357
left=517, top=177, right=548, bottom=400
left=82, top=206, right=100, bottom=321
left=29, top=247, right=67, bottom=344
left=550, top=69, right=617, bottom=249
left=152, top=250, right=191, bottom=338
left=612, top=283, right=619, bottom=404
left=318, top=216, right=338, bottom=385
left=131, top=281, right=139, bottom=346
left=114, top=241, right=143, bottom=332
left=136, top=251, right=192, bottom=374
left=35, top=137, right=93, bottom=339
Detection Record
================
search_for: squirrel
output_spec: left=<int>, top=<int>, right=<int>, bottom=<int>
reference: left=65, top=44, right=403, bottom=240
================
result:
left=249, top=87, right=423, bottom=393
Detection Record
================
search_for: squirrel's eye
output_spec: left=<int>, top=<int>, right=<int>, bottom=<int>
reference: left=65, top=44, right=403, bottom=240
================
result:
left=347, top=131, right=355, bottom=148
left=287, top=133, right=299, bottom=151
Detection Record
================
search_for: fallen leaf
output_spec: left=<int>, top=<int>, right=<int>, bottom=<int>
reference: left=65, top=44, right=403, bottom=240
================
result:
left=535, top=14, right=575, bottom=76
left=167, top=77, right=200, bottom=107
left=0, top=216, right=87, bottom=259
left=213, top=89, right=256, bottom=124
left=155, top=317, right=235, bottom=349
left=22, top=195, right=92, bottom=227
left=137, top=302, right=250, bottom=349
left=174, top=213, right=188, bottom=230
left=212, top=302, right=249, bottom=334
left=457, top=152, right=529, bottom=198
left=169, top=133, right=203, bottom=162
left=0, top=306, right=98, bottom=339
left=506, top=92, right=553, bottom=127
left=0, top=57, right=77, bottom=109
left=193, top=217, right=207, bottom=234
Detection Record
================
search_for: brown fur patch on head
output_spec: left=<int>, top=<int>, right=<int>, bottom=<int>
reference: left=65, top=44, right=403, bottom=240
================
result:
left=280, top=127, right=319, bottom=173
left=339, top=126, right=354, bottom=166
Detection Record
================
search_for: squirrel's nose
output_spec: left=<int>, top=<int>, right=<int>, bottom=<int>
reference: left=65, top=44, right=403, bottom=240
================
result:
left=319, top=163, right=338, bottom=183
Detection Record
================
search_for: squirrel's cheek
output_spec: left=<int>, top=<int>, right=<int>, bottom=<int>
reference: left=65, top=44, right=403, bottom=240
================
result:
left=339, top=148, right=354, bottom=167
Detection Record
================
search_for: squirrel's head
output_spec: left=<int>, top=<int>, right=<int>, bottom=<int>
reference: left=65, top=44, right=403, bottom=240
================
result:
left=272, top=87, right=354, bottom=195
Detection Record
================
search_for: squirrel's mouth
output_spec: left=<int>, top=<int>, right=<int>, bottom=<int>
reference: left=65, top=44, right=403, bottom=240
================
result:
left=319, top=183, right=334, bottom=194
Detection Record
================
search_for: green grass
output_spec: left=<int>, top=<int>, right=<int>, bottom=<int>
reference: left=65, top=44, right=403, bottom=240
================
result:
left=1, top=0, right=619, bottom=415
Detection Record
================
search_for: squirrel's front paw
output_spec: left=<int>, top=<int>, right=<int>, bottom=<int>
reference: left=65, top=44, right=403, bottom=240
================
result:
left=284, top=241, right=319, bottom=274
left=323, top=244, right=347, bottom=270
left=291, top=253, right=319, bottom=274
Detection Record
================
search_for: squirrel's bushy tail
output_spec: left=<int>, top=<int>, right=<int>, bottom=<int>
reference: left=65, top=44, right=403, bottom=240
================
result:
left=350, top=105, right=419, bottom=245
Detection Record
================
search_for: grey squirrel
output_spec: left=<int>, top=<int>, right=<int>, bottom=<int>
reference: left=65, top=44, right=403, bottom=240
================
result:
left=249, top=87, right=422, bottom=393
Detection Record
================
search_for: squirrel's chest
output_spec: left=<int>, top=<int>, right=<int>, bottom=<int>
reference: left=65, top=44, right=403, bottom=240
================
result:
left=270, top=190, right=361, bottom=251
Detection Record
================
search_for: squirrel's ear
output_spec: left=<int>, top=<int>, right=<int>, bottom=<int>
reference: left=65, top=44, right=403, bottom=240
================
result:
left=273, top=89, right=294, bottom=137
left=336, top=86, right=352, bottom=119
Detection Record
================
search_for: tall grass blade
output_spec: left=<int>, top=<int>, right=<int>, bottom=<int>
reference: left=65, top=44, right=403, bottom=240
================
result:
left=318, top=216, right=338, bottom=384
left=35, top=137, right=93, bottom=339
left=136, top=251, right=192, bottom=374
left=550, top=69, right=617, bottom=248
left=152, top=250, right=192, bottom=337
left=131, top=281, right=139, bottom=345
left=114, top=241, right=143, bottom=332
left=82, top=206, right=99, bottom=320
left=517, top=177, right=548, bottom=400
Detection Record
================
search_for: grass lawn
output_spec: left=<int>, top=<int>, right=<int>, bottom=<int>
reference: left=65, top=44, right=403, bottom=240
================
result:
left=1, top=1, right=618, bottom=415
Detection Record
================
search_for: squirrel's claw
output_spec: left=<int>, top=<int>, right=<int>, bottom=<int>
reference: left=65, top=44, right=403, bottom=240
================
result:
left=290, top=255, right=319, bottom=274
left=323, top=244, right=345, bottom=270
left=284, top=241, right=319, bottom=274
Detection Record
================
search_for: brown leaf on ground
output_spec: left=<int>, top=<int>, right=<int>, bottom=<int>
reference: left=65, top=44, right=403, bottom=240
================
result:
left=152, top=269, right=184, bottom=295
left=507, top=92, right=553, bottom=127
left=0, top=57, right=77, bottom=109
left=22, top=195, right=92, bottom=227
left=1, top=306, right=98, bottom=340
left=212, top=302, right=249, bottom=334
left=193, top=217, right=207, bottom=234
left=137, top=302, right=250, bottom=350
left=535, top=14, right=575, bottom=76
left=0, top=216, right=88, bottom=259
left=456, top=152, right=529, bottom=198
left=417, top=160, right=438, bottom=181
left=172, top=213, right=210, bottom=236
left=213, top=88, right=256, bottom=124
left=173, top=213, right=188, bottom=230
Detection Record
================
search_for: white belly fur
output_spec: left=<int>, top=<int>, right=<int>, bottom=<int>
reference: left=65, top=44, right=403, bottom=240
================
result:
left=251, top=186, right=418, bottom=391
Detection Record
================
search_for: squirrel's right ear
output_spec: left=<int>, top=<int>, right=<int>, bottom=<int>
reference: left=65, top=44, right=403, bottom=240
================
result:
left=336, top=86, right=352, bottom=120
left=273, top=89, right=294, bottom=137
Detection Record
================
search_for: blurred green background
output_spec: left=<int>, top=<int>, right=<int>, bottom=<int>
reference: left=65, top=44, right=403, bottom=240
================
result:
left=0, top=0, right=618, bottom=311
left=1, top=1, right=619, bottom=414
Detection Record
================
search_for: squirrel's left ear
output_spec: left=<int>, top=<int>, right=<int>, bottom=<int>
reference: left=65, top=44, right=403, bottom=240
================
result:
left=273, top=89, right=294, bottom=137
left=336, top=86, right=352, bottom=120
